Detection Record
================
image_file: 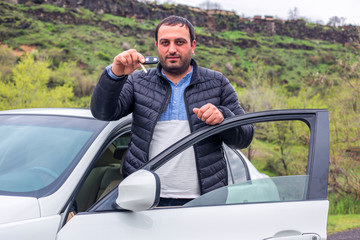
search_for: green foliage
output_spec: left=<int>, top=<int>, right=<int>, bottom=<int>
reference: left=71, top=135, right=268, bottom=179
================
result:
left=329, top=193, right=360, bottom=215
left=219, top=30, right=253, bottom=40
left=265, top=121, right=309, bottom=175
left=34, top=4, right=66, bottom=13
left=97, top=51, right=111, bottom=62
left=77, top=7, right=95, bottom=20
left=237, top=56, right=359, bottom=214
left=246, top=120, right=310, bottom=176
left=0, top=45, right=16, bottom=83
left=162, top=2, right=176, bottom=9
left=325, top=60, right=360, bottom=200
left=0, top=54, right=74, bottom=110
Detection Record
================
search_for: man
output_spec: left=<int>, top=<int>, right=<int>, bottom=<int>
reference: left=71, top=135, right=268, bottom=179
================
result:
left=91, top=15, right=254, bottom=206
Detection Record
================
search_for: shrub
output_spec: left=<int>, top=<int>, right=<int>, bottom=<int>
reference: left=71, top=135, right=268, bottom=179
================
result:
left=97, top=51, right=111, bottom=62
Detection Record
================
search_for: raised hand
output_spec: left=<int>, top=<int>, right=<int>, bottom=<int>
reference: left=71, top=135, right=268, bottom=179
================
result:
left=111, top=49, right=145, bottom=76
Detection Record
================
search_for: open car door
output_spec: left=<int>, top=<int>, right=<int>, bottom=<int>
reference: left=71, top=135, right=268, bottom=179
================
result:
left=57, top=109, right=329, bottom=240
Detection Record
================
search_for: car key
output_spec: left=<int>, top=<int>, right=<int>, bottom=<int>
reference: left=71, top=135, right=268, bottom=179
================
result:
left=138, top=56, right=159, bottom=73
left=142, top=56, right=159, bottom=65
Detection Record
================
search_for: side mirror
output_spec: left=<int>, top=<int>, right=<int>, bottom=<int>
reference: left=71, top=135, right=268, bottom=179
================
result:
left=116, top=169, right=160, bottom=211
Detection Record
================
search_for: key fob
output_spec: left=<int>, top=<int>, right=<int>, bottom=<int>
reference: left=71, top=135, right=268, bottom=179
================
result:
left=143, top=56, right=159, bottom=65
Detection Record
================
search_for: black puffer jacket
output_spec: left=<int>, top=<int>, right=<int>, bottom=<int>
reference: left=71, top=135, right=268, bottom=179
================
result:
left=91, top=59, right=254, bottom=194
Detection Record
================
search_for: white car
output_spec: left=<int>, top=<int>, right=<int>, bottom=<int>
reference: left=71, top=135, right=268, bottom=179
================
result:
left=0, top=108, right=330, bottom=240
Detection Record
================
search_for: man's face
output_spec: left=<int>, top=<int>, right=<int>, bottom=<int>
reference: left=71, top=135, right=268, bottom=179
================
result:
left=156, top=24, right=196, bottom=75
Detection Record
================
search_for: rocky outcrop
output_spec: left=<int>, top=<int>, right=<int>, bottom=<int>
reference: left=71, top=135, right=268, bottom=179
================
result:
left=14, top=0, right=215, bottom=28
left=8, top=0, right=360, bottom=45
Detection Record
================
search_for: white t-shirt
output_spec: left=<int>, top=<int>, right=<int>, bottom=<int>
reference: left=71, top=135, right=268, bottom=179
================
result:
left=149, top=120, right=200, bottom=198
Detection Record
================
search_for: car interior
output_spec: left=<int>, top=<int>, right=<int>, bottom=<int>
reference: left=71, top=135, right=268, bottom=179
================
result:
left=74, top=132, right=130, bottom=212
left=71, top=132, right=253, bottom=216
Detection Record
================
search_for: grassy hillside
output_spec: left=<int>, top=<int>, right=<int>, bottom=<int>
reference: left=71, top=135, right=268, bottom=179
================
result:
left=1, top=1, right=359, bottom=87
left=1, top=1, right=360, bottom=217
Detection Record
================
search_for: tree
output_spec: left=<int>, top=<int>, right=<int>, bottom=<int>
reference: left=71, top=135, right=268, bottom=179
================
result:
left=288, top=7, right=299, bottom=20
left=326, top=58, right=360, bottom=198
left=327, top=16, right=346, bottom=27
left=0, top=54, right=74, bottom=110
left=199, top=1, right=222, bottom=10
left=0, top=45, right=16, bottom=84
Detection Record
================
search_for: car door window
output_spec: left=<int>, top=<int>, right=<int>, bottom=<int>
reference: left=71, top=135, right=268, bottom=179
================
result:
left=223, top=143, right=250, bottom=184
left=154, top=119, right=310, bottom=207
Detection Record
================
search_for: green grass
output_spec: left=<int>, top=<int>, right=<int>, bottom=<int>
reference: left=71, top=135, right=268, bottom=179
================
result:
left=327, top=214, right=360, bottom=235
left=218, top=30, right=254, bottom=41
left=194, top=27, right=212, bottom=37
left=328, top=193, right=360, bottom=215
left=33, top=4, right=66, bottom=13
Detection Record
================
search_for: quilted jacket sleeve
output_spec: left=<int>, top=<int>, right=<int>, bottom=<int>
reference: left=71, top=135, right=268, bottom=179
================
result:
left=90, top=70, right=134, bottom=121
left=217, top=74, right=254, bottom=149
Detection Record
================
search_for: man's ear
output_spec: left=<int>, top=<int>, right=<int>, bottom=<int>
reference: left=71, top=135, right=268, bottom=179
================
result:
left=155, top=41, right=158, bottom=48
left=192, top=40, right=196, bottom=54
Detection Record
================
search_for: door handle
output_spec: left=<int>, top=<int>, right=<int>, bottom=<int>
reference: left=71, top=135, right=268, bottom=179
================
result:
left=265, top=233, right=320, bottom=240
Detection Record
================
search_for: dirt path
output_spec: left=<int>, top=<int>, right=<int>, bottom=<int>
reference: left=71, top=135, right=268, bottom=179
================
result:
left=0, top=43, right=36, bottom=56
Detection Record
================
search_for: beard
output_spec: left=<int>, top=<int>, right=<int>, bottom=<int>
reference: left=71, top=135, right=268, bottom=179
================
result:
left=159, top=52, right=192, bottom=75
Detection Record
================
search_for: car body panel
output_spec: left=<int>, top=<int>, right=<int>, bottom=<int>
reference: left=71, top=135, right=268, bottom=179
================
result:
left=58, top=200, right=328, bottom=240
left=0, top=108, right=95, bottom=118
left=0, top=196, right=40, bottom=224
left=0, top=215, right=60, bottom=240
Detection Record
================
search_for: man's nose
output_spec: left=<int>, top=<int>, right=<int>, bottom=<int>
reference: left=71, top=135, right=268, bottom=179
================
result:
left=168, top=42, right=177, bottom=53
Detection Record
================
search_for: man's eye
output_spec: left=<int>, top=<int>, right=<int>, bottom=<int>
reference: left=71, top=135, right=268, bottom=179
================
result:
left=161, top=41, right=169, bottom=46
left=176, top=40, right=185, bottom=45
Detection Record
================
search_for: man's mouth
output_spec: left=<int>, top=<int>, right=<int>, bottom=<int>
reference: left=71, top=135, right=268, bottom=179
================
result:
left=166, top=56, right=180, bottom=62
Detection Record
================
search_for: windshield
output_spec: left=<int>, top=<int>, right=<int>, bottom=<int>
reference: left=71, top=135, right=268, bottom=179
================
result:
left=0, top=114, right=107, bottom=197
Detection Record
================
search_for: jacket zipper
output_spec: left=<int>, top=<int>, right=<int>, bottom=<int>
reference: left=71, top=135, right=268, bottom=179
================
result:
left=146, top=76, right=171, bottom=161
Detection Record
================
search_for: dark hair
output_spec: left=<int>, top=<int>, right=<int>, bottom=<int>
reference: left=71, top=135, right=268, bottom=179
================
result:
left=155, top=15, right=195, bottom=45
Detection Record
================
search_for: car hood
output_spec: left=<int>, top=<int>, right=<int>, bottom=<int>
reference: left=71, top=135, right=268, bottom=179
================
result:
left=0, top=196, right=40, bottom=224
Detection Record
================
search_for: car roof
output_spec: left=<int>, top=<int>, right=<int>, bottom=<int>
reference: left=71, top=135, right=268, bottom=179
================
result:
left=0, top=108, right=95, bottom=119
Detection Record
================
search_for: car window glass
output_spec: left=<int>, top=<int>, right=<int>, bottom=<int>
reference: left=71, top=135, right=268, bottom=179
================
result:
left=246, top=120, right=309, bottom=177
left=223, top=143, right=249, bottom=184
left=156, top=119, right=309, bottom=207
left=185, top=175, right=309, bottom=207
left=0, top=115, right=106, bottom=196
